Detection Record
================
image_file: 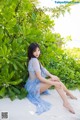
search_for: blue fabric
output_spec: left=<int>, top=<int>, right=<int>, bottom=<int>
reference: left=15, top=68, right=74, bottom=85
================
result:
left=24, top=58, right=52, bottom=115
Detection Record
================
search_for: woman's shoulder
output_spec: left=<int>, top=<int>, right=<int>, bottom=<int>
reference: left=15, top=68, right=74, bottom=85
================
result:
left=28, top=58, right=39, bottom=65
left=31, top=57, right=39, bottom=62
left=28, top=58, right=39, bottom=68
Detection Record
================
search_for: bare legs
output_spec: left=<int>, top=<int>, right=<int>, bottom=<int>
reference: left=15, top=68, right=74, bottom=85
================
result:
left=40, top=82, right=52, bottom=93
left=40, top=78, right=76, bottom=114
left=59, top=81, right=77, bottom=100
left=51, top=76, right=77, bottom=99
left=55, top=87, right=75, bottom=114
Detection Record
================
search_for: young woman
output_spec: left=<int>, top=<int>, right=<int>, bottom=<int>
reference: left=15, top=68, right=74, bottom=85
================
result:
left=25, top=43, right=77, bottom=115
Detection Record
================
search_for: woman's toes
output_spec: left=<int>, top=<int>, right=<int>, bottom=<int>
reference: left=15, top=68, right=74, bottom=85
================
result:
left=69, top=109, right=75, bottom=114
left=70, top=96, right=77, bottom=100
left=63, top=103, right=75, bottom=114
left=66, top=93, right=77, bottom=100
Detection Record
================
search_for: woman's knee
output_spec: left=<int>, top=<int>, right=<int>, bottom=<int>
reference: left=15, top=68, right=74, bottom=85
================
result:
left=55, top=81, right=63, bottom=89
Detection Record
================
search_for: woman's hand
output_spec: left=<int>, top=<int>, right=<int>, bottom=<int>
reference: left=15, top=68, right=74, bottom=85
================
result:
left=50, top=75, right=60, bottom=82
left=48, top=78, right=62, bottom=88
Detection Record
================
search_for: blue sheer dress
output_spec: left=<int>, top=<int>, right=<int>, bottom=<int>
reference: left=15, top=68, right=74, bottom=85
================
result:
left=25, top=58, right=52, bottom=115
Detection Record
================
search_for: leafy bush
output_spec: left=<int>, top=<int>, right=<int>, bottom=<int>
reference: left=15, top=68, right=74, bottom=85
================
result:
left=0, top=0, right=80, bottom=100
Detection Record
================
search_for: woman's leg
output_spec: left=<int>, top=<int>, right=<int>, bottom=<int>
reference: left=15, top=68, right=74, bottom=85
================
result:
left=59, top=81, right=77, bottom=99
left=51, top=76, right=77, bottom=99
left=40, top=81, right=75, bottom=114
left=55, top=87, right=75, bottom=114
left=40, top=82, right=52, bottom=93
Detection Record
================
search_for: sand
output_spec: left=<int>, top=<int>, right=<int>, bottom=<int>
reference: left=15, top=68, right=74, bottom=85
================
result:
left=0, top=89, right=80, bottom=120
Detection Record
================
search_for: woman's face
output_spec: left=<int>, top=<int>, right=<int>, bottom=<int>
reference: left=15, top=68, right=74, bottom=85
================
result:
left=33, top=47, right=40, bottom=58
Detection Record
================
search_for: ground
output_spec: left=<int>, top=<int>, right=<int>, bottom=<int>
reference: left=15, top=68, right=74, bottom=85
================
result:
left=0, top=89, right=80, bottom=120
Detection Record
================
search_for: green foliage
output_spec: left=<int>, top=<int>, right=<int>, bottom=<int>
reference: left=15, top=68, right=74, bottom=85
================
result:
left=0, top=0, right=80, bottom=100
left=65, top=48, right=80, bottom=61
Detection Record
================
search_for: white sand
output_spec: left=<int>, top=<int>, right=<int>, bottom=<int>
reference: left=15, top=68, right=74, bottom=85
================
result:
left=0, top=89, right=80, bottom=120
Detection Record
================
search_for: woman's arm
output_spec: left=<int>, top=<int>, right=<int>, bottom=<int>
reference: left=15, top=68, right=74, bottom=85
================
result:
left=35, top=71, right=61, bottom=88
left=41, top=64, right=53, bottom=77
left=44, top=70, right=53, bottom=78
left=32, top=58, right=60, bottom=85
left=32, top=58, right=56, bottom=85
left=35, top=71, right=57, bottom=85
left=41, top=64, right=60, bottom=81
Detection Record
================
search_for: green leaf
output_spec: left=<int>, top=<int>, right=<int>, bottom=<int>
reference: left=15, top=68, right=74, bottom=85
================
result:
left=17, top=88, right=28, bottom=99
left=8, top=87, right=16, bottom=101
left=31, top=13, right=36, bottom=21
left=0, top=87, right=6, bottom=97
left=15, top=61, right=24, bottom=70
left=11, top=86, right=21, bottom=95
left=9, top=71, right=15, bottom=80
left=8, top=79, right=23, bottom=85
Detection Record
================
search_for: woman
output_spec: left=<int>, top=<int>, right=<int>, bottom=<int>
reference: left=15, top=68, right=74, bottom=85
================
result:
left=25, top=43, right=77, bottom=115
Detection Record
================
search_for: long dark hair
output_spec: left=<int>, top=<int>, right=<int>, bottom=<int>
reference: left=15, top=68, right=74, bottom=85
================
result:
left=28, top=43, right=40, bottom=61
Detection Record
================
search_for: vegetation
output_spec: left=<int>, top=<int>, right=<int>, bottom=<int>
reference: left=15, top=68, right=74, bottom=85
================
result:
left=0, top=0, right=80, bottom=100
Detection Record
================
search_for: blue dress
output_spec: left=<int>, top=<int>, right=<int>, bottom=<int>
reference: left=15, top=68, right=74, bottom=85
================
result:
left=25, top=58, right=52, bottom=115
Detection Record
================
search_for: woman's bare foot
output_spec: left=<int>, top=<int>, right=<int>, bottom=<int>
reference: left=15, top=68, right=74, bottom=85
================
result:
left=70, top=95, right=77, bottom=100
left=66, top=93, right=77, bottom=100
left=63, top=102, right=75, bottom=114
